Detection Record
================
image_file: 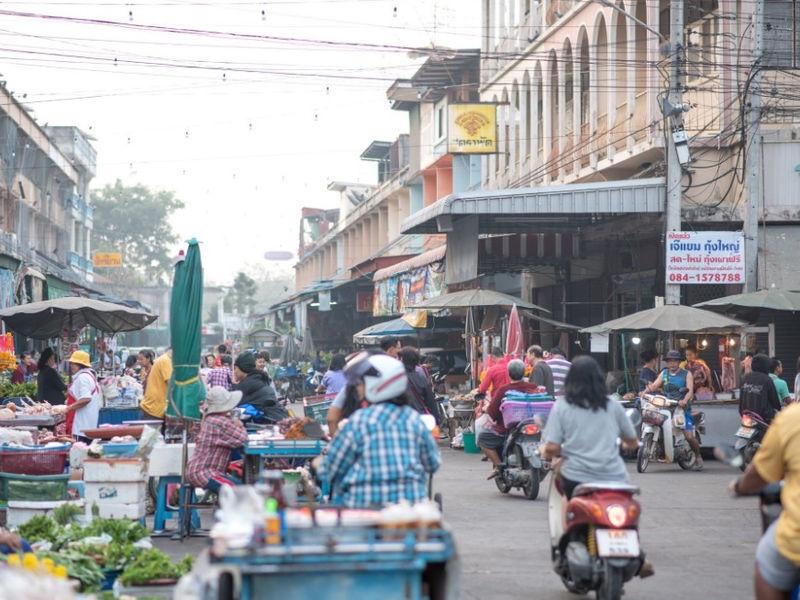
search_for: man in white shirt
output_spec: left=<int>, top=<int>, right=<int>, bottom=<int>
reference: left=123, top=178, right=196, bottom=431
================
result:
left=65, top=350, right=101, bottom=443
left=546, top=347, right=572, bottom=398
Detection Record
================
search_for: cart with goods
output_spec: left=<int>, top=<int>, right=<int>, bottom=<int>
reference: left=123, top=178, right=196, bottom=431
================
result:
left=302, top=393, right=334, bottom=425
left=176, top=482, right=458, bottom=600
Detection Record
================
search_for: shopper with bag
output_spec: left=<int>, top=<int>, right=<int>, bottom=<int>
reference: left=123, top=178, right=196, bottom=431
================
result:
left=399, top=347, right=439, bottom=419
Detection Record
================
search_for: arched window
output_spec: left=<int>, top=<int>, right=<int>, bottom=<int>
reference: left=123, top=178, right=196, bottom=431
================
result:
left=524, top=71, right=532, bottom=161
left=549, top=52, right=559, bottom=158
left=595, top=15, right=609, bottom=159
left=512, top=81, right=521, bottom=169
left=614, top=3, right=628, bottom=121
left=534, top=63, right=544, bottom=167
left=563, top=39, right=574, bottom=136
left=579, top=28, right=590, bottom=128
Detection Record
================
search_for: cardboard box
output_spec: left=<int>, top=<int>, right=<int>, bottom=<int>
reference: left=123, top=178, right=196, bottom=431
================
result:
left=85, top=481, right=147, bottom=505
left=83, top=458, right=147, bottom=483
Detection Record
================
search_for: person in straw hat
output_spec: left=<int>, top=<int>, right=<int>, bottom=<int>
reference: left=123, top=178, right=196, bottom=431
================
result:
left=186, top=386, right=248, bottom=493
left=65, top=350, right=101, bottom=443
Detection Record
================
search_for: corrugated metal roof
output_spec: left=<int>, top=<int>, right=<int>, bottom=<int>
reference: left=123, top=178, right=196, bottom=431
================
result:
left=373, top=245, right=446, bottom=281
left=401, top=178, right=666, bottom=235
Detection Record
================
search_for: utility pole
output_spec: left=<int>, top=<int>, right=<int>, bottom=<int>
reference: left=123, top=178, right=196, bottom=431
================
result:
left=744, top=0, right=763, bottom=292
left=664, top=0, right=685, bottom=305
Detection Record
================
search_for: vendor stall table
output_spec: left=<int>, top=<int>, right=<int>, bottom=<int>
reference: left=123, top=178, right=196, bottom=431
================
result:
left=207, top=526, right=457, bottom=600
left=243, top=440, right=326, bottom=484
left=0, top=415, right=64, bottom=429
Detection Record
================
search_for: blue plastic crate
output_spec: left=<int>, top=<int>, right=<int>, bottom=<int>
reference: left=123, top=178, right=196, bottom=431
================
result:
left=98, top=407, right=141, bottom=426
left=101, top=442, right=139, bottom=457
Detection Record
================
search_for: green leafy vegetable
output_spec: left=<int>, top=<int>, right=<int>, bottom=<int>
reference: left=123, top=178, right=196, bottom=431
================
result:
left=118, top=549, right=193, bottom=586
left=81, top=517, right=149, bottom=545
left=52, top=502, right=82, bottom=526
left=17, top=515, right=60, bottom=544
left=36, top=550, right=105, bottom=592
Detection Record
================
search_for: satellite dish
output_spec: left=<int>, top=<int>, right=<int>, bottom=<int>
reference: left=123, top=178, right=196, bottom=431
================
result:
left=264, top=251, right=294, bottom=261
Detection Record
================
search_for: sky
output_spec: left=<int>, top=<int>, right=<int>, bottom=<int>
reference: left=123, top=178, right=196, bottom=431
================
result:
left=0, top=0, right=481, bottom=285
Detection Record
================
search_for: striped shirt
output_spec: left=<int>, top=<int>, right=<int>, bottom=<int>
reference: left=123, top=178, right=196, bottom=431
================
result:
left=547, top=356, right=572, bottom=396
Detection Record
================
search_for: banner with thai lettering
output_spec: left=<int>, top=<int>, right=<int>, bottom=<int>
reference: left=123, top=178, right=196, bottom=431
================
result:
left=665, top=231, right=745, bottom=285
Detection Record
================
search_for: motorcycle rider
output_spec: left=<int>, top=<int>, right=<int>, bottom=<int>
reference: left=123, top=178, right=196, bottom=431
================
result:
left=542, top=355, right=639, bottom=498
left=740, top=353, right=782, bottom=424
left=645, top=349, right=703, bottom=470
left=730, top=402, right=800, bottom=599
left=478, top=359, right=542, bottom=475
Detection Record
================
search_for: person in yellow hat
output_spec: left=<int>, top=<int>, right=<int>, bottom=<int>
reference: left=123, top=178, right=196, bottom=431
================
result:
left=65, top=350, right=101, bottom=443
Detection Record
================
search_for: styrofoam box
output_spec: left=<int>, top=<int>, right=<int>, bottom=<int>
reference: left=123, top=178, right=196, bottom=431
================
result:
left=83, top=458, right=148, bottom=483
left=7, top=500, right=84, bottom=528
left=147, top=443, right=195, bottom=478
left=85, top=481, right=147, bottom=504
left=93, top=501, right=146, bottom=519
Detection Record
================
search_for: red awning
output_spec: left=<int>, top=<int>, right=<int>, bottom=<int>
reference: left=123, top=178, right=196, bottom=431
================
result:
left=373, top=245, right=446, bottom=282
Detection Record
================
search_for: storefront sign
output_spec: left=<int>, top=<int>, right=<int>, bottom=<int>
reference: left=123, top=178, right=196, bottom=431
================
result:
left=447, top=103, right=497, bottom=154
left=93, top=252, right=123, bottom=268
left=665, top=231, right=744, bottom=285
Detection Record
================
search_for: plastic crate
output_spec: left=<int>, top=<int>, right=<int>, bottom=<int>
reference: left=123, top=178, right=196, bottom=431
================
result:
left=304, top=400, right=332, bottom=424
left=101, top=442, right=139, bottom=457
left=500, top=400, right=554, bottom=428
left=0, top=473, right=70, bottom=501
left=98, top=407, right=141, bottom=426
left=0, top=445, right=69, bottom=475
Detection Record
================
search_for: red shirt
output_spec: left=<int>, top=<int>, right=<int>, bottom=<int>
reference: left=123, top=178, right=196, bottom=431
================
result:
left=486, top=381, right=543, bottom=433
left=478, top=359, right=511, bottom=396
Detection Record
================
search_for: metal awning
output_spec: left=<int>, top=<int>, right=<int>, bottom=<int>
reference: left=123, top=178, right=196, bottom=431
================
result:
left=401, top=178, right=666, bottom=235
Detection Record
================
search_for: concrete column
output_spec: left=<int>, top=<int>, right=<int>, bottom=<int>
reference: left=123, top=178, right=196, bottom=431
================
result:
left=379, top=206, right=389, bottom=248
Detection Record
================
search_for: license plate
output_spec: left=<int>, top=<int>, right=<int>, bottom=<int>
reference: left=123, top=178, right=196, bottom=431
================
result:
left=736, top=427, right=755, bottom=439
left=596, top=529, right=640, bottom=558
left=519, top=441, right=540, bottom=458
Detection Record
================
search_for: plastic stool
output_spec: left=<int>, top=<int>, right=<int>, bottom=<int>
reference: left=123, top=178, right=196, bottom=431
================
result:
left=152, top=476, right=200, bottom=532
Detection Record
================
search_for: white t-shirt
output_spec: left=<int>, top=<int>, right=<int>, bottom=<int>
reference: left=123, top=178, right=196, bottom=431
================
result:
left=69, top=370, right=101, bottom=437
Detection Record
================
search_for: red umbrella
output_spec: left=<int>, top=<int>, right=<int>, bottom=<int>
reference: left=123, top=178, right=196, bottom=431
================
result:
left=505, top=304, right=524, bottom=358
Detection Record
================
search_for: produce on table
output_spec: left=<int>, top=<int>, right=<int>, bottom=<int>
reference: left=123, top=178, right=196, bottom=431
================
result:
left=35, top=550, right=105, bottom=592
left=17, top=515, right=149, bottom=549
left=118, top=549, right=193, bottom=586
left=0, top=408, right=15, bottom=420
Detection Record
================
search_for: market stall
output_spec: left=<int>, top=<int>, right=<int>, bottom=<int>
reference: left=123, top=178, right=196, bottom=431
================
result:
left=582, top=304, right=747, bottom=448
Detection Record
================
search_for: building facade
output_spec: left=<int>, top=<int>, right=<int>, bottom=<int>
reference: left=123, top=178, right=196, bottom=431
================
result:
left=0, top=83, right=99, bottom=308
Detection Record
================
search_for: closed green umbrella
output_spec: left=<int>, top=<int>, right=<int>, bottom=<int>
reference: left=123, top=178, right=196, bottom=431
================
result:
left=167, top=239, right=205, bottom=420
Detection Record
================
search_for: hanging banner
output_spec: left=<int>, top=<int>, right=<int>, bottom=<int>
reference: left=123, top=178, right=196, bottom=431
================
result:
left=373, top=261, right=446, bottom=317
left=665, top=231, right=745, bottom=285
left=356, top=291, right=373, bottom=313
left=447, top=103, right=497, bottom=154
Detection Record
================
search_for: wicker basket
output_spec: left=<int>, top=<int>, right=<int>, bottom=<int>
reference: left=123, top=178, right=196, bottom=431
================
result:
left=0, top=445, right=69, bottom=475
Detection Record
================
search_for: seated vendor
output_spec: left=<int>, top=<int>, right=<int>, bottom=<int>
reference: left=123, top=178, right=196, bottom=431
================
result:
left=315, top=354, right=441, bottom=508
left=186, top=386, right=248, bottom=493
left=479, top=359, right=543, bottom=477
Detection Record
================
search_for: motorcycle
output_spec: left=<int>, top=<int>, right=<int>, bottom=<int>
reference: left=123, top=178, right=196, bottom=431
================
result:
left=495, top=418, right=550, bottom=500
left=734, top=410, right=769, bottom=471
left=548, top=408, right=645, bottom=600
left=636, top=393, right=705, bottom=472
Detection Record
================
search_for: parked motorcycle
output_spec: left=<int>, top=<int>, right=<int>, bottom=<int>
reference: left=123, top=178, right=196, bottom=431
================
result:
left=495, top=418, right=550, bottom=500
left=547, top=410, right=644, bottom=600
left=733, top=410, right=769, bottom=471
left=636, top=393, right=705, bottom=472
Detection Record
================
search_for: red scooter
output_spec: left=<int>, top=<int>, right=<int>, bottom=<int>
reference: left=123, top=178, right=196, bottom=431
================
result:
left=548, top=475, right=643, bottom=600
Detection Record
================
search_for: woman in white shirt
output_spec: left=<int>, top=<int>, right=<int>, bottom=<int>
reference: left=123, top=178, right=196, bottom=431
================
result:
left=65, top=351, right=101, bottom=443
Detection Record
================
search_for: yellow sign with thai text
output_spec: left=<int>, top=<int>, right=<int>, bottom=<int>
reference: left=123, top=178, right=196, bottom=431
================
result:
left=447, top=103, right=497, bottom=154
left=93, top=252, right=123, bottom=268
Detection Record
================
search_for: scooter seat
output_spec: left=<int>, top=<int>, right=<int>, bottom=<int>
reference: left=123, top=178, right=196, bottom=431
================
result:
left=573, top=482, right=640, bottom=497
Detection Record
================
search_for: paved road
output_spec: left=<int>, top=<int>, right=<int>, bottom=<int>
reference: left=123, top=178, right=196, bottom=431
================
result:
left=436, top=447, right=760, bottom=600
left=157, top=447, right=761, bottom=599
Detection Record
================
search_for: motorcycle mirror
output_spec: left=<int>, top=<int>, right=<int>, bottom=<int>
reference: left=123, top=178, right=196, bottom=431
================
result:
left=420, top=414, right=437, bottom=431
left=625, top=408, right=642, bottom=429
left=713, top=445, right=744, bottom=469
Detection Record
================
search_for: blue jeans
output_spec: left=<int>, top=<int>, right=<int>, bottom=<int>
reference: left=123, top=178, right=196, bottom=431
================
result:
left=0, top=540, right=32, bottom=554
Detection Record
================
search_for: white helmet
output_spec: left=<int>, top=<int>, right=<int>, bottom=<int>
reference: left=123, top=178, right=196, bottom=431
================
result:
left=361, top=354, right=408, bottom=404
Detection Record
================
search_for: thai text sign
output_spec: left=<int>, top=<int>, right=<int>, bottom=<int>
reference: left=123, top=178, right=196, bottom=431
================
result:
left=665, top=231, right=744, bottom=285
left=447, top=103, right=497, bottom=154
left=93, top=252, right=123, bottom=268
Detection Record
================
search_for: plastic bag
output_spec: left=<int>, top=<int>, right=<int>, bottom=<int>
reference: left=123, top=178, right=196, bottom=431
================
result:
left=136, top=425, right=160, bottom=458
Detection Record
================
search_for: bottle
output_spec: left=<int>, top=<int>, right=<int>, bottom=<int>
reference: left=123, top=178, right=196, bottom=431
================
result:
left=264, top=497, right=281, bottom=545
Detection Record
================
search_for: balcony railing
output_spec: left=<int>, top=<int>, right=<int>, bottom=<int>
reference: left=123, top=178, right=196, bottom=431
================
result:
left=67, top=251, right=93, bottom=273
left=70, top=194, right=93, bottom=225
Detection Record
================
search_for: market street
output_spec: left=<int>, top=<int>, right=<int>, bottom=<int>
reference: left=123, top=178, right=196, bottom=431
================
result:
left=437, top=447, right=760, bottom=600
left=157, top=446, right=761, bottom=600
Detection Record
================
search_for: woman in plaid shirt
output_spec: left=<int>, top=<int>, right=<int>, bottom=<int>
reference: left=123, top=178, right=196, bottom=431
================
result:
left=316, top=353, right=441, bottom=508
left=186, top=386, right=248, bottom=492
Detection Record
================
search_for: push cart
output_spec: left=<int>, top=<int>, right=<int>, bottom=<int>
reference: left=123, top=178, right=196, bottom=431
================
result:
left=202, top=516, right=458, bottom=600
left=302, top=393, right=334, bottom=425
left=242, top=439, right=326, bottom=484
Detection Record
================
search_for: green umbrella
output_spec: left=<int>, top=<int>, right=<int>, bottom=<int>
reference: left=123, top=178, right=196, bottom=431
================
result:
left=167, top=239, right=205, bottom=420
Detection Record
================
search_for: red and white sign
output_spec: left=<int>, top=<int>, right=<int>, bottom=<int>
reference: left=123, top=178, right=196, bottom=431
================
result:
left=665, top=231, right=745, bottom=285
